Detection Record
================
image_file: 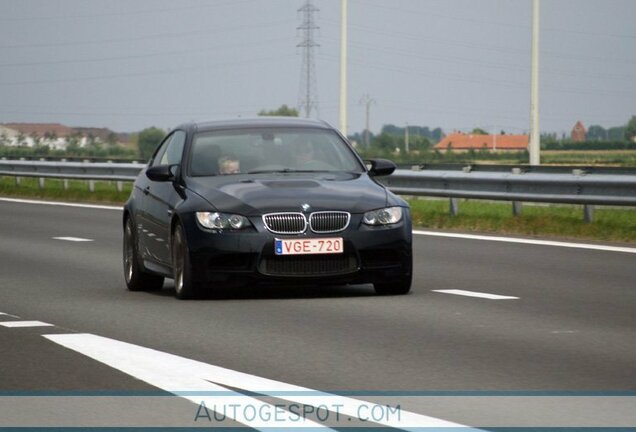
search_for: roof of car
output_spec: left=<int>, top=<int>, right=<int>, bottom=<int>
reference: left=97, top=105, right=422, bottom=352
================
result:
left=178, top=117, right=334, bottom=133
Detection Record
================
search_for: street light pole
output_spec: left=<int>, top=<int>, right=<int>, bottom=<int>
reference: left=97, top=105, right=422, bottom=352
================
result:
left=529, top=0, right=541, bottom=165
left=359, top=94, right=375, bottom=148
left=339, top=0, right=348, bottom=137
left=405, top=123, right=409, bottom=153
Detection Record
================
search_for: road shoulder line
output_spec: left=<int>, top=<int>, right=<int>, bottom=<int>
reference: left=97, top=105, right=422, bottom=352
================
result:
left=414, top=230, right=636, bottom=254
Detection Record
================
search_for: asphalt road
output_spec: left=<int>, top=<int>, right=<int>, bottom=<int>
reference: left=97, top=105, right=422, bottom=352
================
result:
left=1, top=198, right=634, bottom=429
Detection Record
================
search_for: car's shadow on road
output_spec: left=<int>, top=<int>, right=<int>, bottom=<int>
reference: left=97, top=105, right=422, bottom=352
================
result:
left=147, top=283, right=378, bottom=300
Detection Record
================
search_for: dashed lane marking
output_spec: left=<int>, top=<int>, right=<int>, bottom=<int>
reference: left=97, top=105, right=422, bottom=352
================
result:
left=0, top=320, right=54, bottom=328
left=3, top=197, right=635, bottom=255
left=52, top=236, right=94, bottom=242
left=432, top=289, right=519, bottom=300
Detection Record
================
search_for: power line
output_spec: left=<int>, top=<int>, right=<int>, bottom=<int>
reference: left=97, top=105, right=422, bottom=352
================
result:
left=321, top=19, right=636, bottom=66
left=0, top=19, right=291, bottom=50
left=0, top=54, right=296, bottom=87
left=349, top=0, right=636, bottom=41
left=0, top=0, right=256, bottom=22
left=0, top=37, right=290, bottom=69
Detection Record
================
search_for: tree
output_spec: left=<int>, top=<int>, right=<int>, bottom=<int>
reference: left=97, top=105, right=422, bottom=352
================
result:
left=380, top=124, right=402, bottom=136
left=258, top=104, right=299, bottom=117
left=66, top=137, right=80, bottom=154
left=106, top=132, right=118, bottom=147
left=471, top=128, right=488, bottom=135
left=372, top=133, right=398, bottom=152
left=625, top=116, right=636, bottom=142
left=409, top=136, right=431, bottom=151
left=587, top=125, right=607, bottom=141
left=137, top=127, right=165, bottom=159
left=607, top=126, right=625, bottom=141
left=16, top=132, right=26, bottom=146
left=431, top=128, right=444, bottom=143
left=86, top=133, right=98, bottom=148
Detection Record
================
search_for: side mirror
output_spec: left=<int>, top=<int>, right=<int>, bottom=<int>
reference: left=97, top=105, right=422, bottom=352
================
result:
left=146, top=164, right=179, bottom=182
left=366, top=159, right=396, bottom=177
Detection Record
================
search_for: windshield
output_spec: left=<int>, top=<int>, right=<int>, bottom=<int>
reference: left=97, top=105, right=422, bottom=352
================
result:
left=189, top=128, right=364, bottom=176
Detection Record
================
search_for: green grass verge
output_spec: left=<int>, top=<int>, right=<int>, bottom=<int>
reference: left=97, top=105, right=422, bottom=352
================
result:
left=1, top=176, right=634, bottom=244
left=407, top=198, right=636, bottom=244
left=0, top=176, right=132, bottom=204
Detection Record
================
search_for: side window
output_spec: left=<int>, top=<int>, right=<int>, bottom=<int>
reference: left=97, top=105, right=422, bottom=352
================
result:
left=150, top=131, right=185, bottom=167
left=150, top=134, right=172, bottom=167
left=160, top=130, right=186, bottom=166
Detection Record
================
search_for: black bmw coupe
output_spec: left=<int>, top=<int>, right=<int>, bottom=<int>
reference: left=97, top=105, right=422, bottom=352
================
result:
left=123, top=118, right=412, bottom=299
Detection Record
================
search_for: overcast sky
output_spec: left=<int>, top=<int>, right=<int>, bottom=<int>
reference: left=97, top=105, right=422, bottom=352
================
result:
left=1, top=0, right=635, bottom=136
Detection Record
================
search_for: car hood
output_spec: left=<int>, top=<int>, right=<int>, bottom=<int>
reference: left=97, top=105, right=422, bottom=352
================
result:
left=186, top=172, right=388, bottom=215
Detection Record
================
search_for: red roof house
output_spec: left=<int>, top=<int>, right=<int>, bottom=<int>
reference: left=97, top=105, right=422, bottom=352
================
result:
left=1, top=123, right=75, bottom=138
left=571, top=121, right=587, bottom=142
left=434, top=133, right=528, bottom=151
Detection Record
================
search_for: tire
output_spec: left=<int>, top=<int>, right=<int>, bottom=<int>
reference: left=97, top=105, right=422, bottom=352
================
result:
left=172, top=223, right=204, bottom=300
left=373, top=274, right=412, bottom=296
left=123, top=217, right=164, bottom=292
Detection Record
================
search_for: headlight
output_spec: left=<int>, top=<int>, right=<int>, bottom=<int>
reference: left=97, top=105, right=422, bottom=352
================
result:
left=196, top=212, right=251, bottom=230
left=362, top=207, right=403, bottom=226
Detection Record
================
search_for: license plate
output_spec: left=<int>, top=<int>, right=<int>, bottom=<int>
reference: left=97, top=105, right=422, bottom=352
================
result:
left=275, top=238, right=343, bottom=255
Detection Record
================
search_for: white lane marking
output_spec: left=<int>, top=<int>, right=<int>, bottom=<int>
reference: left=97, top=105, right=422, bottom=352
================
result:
left=433, top=289, right=519, bottom=300
left=46, top=337, right=330, bottom=431
left=52, top=236, right=94, bottom=242
left=45, top=333, right=470, bottom=430
left=0, top=197, right=121, bottom=211
left=0, top=320, right=54, bottom=327
left=0, top=312, right=20, bottom=318
left=3, top=196, right=634, bottom=255
left=414, top=230, right=636, bottom=254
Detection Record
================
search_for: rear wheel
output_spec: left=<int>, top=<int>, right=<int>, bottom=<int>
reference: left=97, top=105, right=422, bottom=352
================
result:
left=172, top=223, right=204, bottom=299
left=123, top=217, right=164, bottom=291
left=373, top=275, right=412, bottom=295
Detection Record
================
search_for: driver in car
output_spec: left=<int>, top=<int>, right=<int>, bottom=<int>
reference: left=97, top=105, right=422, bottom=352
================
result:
left=218, top=155, right=240, bottom=175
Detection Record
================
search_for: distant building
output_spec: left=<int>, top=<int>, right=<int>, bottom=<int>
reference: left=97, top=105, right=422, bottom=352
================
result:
left=1, top=123, right=75, bottom=149
left=571, top=121, right=587, bottom=142
left=433, top=132, right=528, bottom=151
left=0, top=125, right=19, bottom=144
left=0, top=122, right=126, bottom=149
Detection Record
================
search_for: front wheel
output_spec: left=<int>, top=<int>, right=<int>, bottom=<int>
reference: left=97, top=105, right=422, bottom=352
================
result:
left=123, top=217, right=164, bottom=292
left=172, top=224, right=204, bottom=300
left=373, top=275, right=412, bottom=295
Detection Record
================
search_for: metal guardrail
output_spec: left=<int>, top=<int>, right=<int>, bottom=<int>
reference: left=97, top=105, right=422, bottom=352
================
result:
left=384, top=167, right=636, bottom=206
left=0, top=159, right=144, bottom=192
left=382, top=166, right=636, bottom=222
left=0, top=159, right=143, bottom=181
left=1, top=160, right=635, bottom=221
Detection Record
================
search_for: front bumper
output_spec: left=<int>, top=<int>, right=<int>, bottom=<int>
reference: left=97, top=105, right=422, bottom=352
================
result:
left=180, top=211, right=412, bottom=287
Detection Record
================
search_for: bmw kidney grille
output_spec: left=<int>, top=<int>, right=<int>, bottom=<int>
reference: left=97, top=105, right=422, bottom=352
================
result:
left=263, top=211, right=350, bottom=234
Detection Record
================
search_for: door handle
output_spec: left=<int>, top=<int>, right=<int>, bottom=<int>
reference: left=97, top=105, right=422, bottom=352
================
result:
left=143, top=186, right=150, bottom=195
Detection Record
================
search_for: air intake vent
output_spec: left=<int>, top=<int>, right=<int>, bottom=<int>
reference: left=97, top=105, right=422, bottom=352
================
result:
left=260, top=254, right=358, bottom=276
